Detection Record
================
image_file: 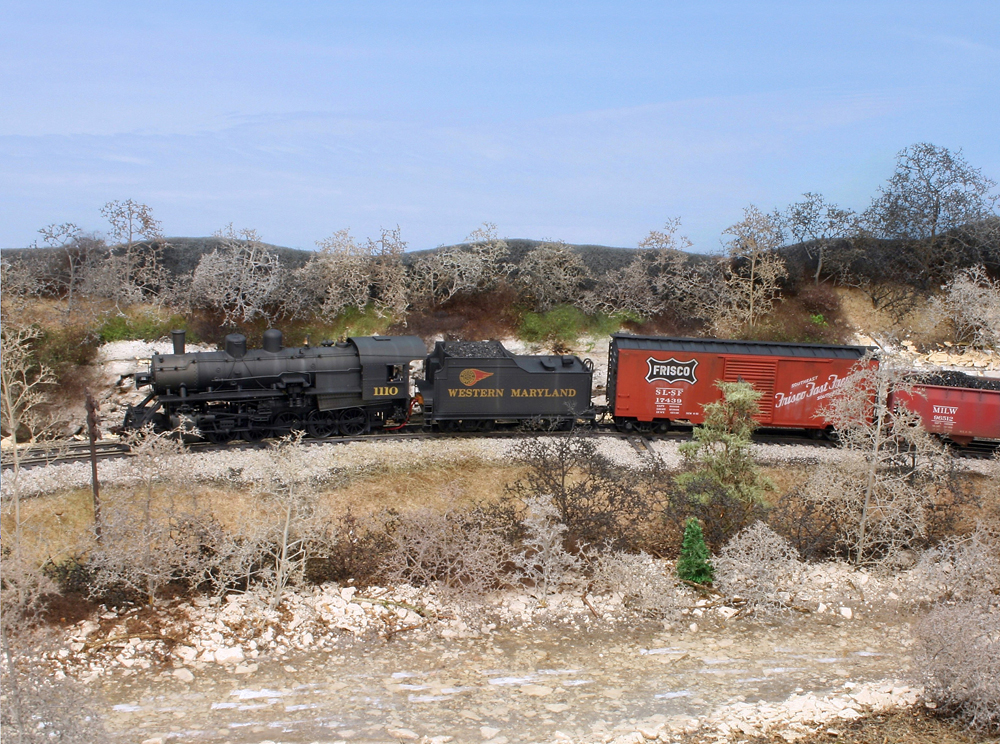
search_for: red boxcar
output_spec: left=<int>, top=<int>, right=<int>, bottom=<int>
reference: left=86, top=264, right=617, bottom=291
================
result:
left=607, top=334, right=872, bottom=432
left=892, top=384, right=1000, bottom=444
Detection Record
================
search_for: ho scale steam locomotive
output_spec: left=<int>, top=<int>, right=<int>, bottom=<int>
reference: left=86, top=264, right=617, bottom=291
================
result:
left=123, top=329, right=1000, bottom=446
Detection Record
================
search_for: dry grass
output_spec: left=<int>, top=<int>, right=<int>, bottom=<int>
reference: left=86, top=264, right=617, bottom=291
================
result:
left=315, top=462, right=528, bottom=517
left=834, top=286, right=946, bottom=344
left=730, top=708, right=998, bottom=743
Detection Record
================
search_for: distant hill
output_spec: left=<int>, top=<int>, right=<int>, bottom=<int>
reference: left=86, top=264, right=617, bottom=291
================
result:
left=3, top=237, right=676, bottom=278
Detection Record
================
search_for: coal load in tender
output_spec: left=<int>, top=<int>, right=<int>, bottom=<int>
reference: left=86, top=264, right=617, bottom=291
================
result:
left=916, top=370, right=1000, bottom=391
left=441, top=340, right=510, bottom=358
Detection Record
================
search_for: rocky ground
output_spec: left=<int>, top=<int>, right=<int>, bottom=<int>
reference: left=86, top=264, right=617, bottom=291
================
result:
left=5, top=337, right=998, bottom=743
left=34, top=552, right=950, bottom=744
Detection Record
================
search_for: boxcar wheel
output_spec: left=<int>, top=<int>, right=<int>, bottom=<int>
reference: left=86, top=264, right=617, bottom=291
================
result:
left=338, top=408, right=369, bottom=436
left=306, top=410, right=337, bottom=439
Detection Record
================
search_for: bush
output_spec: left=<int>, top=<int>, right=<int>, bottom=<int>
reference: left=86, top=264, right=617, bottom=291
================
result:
left=97, top=312, right=197, bottom=344
left=305, top=509, right=397, bottom=588
left=916, top=523, right=1000, bottom=602
left=518, top=305, right=631, bottom=349
left=915, top=596, right=1000, bottom=732
left=379, top=505, right=509, bottom=602
left=674, top=381, right=775, bottom=545
left=714, top=521, right=803, bottom=617
left=37, top=325, right=99, bottom=381
left=676, top=518, right=713, bottom=585
left=590, top=550, right=680, bottom=619
left=505, top=434, right=660, bottom=550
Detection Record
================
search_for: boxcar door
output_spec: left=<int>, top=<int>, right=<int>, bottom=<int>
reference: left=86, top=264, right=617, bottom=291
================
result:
left=722, top=357, right=778, bottom=425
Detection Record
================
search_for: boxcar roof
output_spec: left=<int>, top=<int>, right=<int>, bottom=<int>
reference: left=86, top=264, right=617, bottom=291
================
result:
left=611, top=334, right=872, bottom=360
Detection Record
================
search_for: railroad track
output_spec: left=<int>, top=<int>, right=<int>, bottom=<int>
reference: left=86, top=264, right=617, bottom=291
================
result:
left=4, top=425, right=993, bottom=470
left=1, top=440, right=130, bottom=469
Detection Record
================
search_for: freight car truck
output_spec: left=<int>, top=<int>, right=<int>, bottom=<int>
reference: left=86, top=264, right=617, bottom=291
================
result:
left=417, top=340, right=595, bottom=431
left=607, top=334, right=872, bottom=433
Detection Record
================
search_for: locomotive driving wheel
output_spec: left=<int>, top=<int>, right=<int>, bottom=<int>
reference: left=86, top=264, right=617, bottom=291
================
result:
left=270, top=411, right=303, bottom=438
left=306, top=410, right=337, bottom=439
left=241, top=426, right=266, bottom=443
left=204, top=426, right=234, bottom=444
left=338, top=407, right=369, bottom=436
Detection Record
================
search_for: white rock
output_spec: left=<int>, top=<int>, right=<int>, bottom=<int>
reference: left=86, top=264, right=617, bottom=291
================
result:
left=839, top=607, right=853, bottom=620
left=214, top=646, right=245, bottom=664
left=386, top=728, right=419, bottom=740
left=174, top=646, right=197, bottom=662
left=480, top=726, right=501, bottom=739
left=172, top=668, right=194, bottom=683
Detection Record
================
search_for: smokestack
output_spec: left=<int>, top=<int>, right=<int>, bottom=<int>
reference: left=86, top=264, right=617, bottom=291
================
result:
left=171, top=329, right=186, bottom=355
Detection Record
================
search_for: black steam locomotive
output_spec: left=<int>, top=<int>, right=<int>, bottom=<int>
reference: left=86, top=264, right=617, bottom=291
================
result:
left=124, top=330, right=427, bottom=442
left=123, top=331, right=595, bottom=440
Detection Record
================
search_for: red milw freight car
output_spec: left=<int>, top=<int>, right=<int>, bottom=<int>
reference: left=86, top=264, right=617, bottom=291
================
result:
left=607, top=334, right=873, bottom=433
left=892, top=373, right=1000, bottom=445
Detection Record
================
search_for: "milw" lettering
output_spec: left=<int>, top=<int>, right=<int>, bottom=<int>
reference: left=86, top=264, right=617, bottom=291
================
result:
left=932, top=405, right=958, bottom=415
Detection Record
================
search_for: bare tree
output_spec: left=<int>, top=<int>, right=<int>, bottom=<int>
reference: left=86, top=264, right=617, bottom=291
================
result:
left=805, top=353, right=953, bottom=567
left=867, top=143, right=998, bottom=246
left=98, top=199, right=167, bottom=306
left=912, top=520, right=1000, bottom=732
left=638, top=217, right=694, bottom=254
left=585, top=219, right=718, bottom=321
left=511, top=495, right=581, bottom=603
left=783, top=193, right=856, bottom=284
left=252, top=432, right=330, bottom=609
left=932, top=265, right=1000, bottom=348
left=0, top=254, right=53, bottom=314
left=365, top=226, right=409, bottom=318
left=915, top=596, right=999, bottom=732
left=516, top=241, right=591, bottom=311
left=844, top=143, right=999, bottom=308
left=36, top=223, right=108, bottom=316
left=714, top=206, right=788, bottom=333
left=916, top=522, right=1000, bottom=602
left=189, top=225, right=283, bottom=325
left=0, top=325, right=63, bottom=568
left=581, top=254, right=662, bottom=318
left=289, top=228, right=374, bottom=320
left=408, top=223, right=512, bottom=308
left=87, top=427, right=202, bottom=605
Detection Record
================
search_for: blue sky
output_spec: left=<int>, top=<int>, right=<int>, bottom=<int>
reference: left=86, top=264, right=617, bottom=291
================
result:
left=2, top=1, right=998, bottom=253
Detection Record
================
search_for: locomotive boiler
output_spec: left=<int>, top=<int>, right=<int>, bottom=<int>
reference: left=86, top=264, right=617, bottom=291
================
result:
left=124, top=329, right=427, bottom=442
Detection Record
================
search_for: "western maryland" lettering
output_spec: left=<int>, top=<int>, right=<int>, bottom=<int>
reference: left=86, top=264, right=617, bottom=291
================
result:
left=447, top=388, right=578, bottom=398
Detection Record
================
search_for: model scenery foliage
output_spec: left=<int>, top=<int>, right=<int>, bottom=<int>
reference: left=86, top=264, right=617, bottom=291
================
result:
left=1, top=141, right=999, bottom=739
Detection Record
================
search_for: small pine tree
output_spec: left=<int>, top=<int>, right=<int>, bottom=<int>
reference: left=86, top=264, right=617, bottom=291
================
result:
left=676, top=517, right=714, bottom=585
